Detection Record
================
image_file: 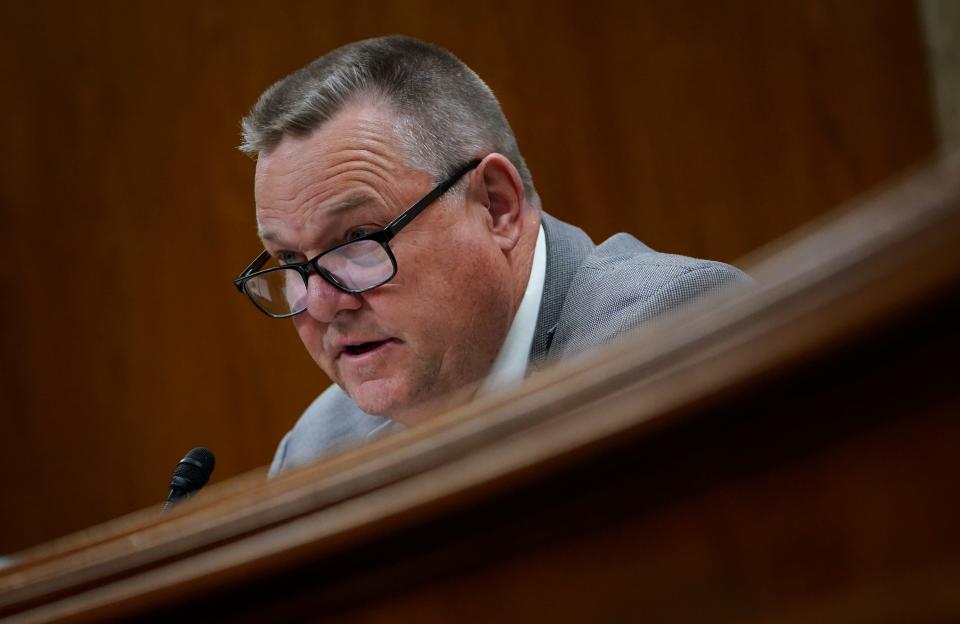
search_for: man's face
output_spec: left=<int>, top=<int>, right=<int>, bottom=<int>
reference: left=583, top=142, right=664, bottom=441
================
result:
left=254, top=100, right=517, bottom=421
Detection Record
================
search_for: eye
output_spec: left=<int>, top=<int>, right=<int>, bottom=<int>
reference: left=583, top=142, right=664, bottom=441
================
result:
left=275, top=250, right=305, bottom=265
left=346, top=226, right=378, bottom=241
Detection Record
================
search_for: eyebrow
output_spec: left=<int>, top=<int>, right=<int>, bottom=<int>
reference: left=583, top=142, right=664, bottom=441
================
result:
left=258, top=192, right=379, bottom=243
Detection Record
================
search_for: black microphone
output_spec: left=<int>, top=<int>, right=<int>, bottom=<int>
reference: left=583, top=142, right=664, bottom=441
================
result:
left=161, top=447, right=215, bottom=513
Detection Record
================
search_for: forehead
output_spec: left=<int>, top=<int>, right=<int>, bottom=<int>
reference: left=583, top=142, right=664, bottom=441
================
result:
left=254, top=99, right=402, bottom=199
left=252, top=100, right=425, bottom=249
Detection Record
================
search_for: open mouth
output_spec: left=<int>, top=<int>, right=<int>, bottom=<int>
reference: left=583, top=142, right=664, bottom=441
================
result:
left=343, top=340, right=390, bottom=357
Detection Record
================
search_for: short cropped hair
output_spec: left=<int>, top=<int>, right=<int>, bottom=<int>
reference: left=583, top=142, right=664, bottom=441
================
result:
left=240, top=35, right=538, bottom=204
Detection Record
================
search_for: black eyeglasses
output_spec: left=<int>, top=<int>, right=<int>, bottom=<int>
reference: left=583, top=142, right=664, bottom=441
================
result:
left=234, top=158, right=482, bottom=318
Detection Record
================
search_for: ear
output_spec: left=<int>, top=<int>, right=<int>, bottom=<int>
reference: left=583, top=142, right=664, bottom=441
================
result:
left=470, top=153, right=526, bottom=252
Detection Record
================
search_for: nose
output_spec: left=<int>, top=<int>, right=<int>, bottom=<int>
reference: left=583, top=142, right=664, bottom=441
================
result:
left=302, top=273, right=362, bottom=322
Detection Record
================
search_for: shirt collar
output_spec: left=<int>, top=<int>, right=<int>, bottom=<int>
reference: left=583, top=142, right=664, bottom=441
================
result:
left=476, top=223, right=547, bottom=396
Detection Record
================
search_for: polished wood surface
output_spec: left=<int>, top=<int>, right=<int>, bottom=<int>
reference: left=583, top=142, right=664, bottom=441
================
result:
left=1, top=152, right=958, bottom=622
left=0, top=0, right=936, bottom=555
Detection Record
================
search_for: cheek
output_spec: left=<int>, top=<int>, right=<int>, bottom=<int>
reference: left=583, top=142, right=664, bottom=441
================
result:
left=292, top=317, right=328, bottom=363
left=401, top=239, right=511, bottom=341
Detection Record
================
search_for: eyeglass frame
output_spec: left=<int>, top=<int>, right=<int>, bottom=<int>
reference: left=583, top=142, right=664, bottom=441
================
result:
left=234, top=157, right=483, bottom=318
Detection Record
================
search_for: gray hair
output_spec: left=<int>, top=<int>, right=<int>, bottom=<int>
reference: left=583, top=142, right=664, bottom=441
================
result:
left=240, top=35, right=538, bottom=204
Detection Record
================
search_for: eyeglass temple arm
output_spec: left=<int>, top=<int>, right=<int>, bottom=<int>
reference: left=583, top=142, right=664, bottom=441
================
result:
left=383, top=159, right=482, bottom=239
left=234, top=249, right=272, bottom=290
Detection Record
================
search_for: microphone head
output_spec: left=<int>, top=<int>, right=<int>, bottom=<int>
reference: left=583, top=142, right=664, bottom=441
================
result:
left=169, top=447, right=216, bottom=494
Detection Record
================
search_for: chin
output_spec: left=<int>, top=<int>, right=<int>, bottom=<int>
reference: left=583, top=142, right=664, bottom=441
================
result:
left=349, top=376, right=466, bottom=424
left=345, top=378, right=419, bottom=418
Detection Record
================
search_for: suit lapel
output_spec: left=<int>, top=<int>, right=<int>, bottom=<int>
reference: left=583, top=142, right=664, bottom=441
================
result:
left=529, top=213, right=596, bottom=366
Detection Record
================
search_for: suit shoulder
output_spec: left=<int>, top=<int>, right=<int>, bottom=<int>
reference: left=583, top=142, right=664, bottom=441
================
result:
left=550, top=233, right=749, bottom=356
left=579, top=234, right=748, bottom=300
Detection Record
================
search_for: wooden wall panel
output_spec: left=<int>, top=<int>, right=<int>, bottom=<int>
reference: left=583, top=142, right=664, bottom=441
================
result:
left=0, top=0, right=935, bottom=554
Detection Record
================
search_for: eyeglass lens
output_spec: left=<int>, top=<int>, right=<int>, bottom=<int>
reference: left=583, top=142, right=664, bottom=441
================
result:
left=243, top=239, right=395, bottom=315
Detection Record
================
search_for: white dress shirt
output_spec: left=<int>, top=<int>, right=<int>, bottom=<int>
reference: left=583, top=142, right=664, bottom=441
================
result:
left=477, top=224, right=547, bottom=396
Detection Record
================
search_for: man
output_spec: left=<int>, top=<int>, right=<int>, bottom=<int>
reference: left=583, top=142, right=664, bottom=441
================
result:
left=233, top=36, right=748, bottom=475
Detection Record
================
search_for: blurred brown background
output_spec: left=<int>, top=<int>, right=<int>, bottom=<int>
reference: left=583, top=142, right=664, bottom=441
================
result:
left=0, top=0, right=939, bottom=555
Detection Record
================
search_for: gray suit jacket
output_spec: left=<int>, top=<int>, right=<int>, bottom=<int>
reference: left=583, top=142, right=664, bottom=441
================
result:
left=269, top=213, right=748, bottom=475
